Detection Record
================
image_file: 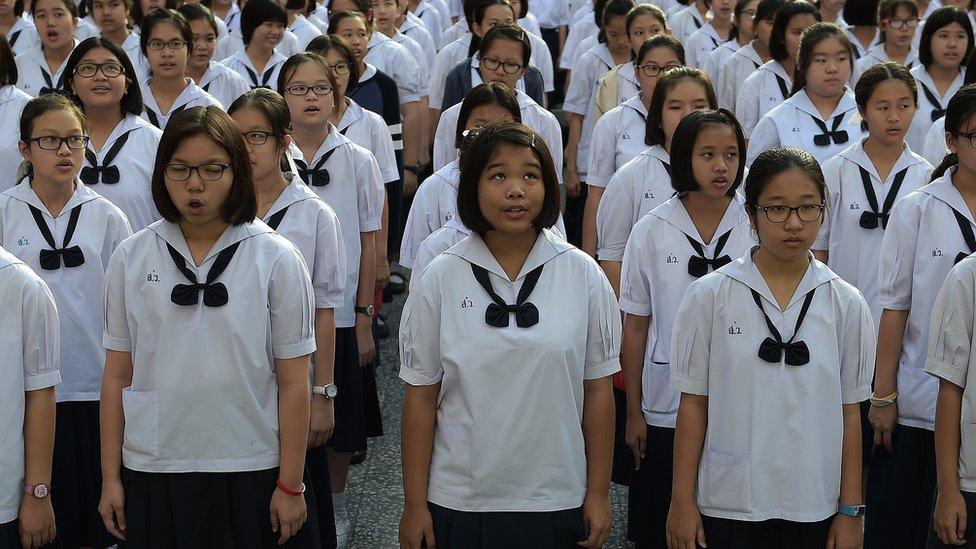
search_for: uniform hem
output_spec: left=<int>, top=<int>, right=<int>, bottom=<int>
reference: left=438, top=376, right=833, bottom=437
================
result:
left=897, top=417, right=935, bottom=431
left=584, top=359, right=621, bottom=380
left=669, top=376, right=707, bottom=396
left=427, top=491, right=585, bottom=513
left=122, top=454, right=280, bottom=473
left=103, top=334, right=132, bottom=352
left=273, top=338, right=316, bottom=360
left=0, top=507, right=16, bottom=524
left=24, top=369, right=61, bottom=391
left=642, top=412, right=677, bottom=429
left=699, top=507, right=835, bottom=523
left=618, top=299, right=651, bottom=317
left=925, top=358, right=968, bottom=388
left=399, top=368, right=443, bottom=386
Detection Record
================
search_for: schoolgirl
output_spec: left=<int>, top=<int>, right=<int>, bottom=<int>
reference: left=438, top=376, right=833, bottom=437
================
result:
left=748, top=23, right=866, bottom=167
left=91, top=0, right=149, bottom=80
left=128, top=0, right=174, bottom=32
left=398, top=121, right=620, bottom=549
left=207, top=0, right=240, bottom=34
left=563, top=0, right=635, bottom=249
left=371, top=0, right=425, bottom=83
left=0, top=243, right=58, bottom=549
left=1, top=94, right=131, bottom=548
left=97, top=106, right=320, bottom=548
left=395, top=0, right=437, bottom=67
left=665, top=145, right=874, bottom=549
left=139, top=9, right=221, bottom=130
left=62, top=37, right=163, bottom=232
left=511, top=0, right=540, bottom=37
left=0, top=0, right=39, bottom=55
left=669, top=0, right=707, bottom=44
left=582, top=35, right=683, bottom=257
left=736, top=0, right=819, bottom=138
left=229, top=88, right=346, bottom=549
left=852, top=0, right=921, bottom=84
left=620, top=109, right=754, bottom=549
left=905, top=6, right=972, bottom=152
left=212, top=1, right=300, bottom=61
left=862, top=84, right=976, bottom=548
left=15, top=0, right=77, bottom=96
left=277, top=53, right=385, bottom=548
left=283, top=0, right=322, bottom=50
left=714, top=0, right=782, bottom=110
left=922, top=49, right=976, bottom=165
left=178, top=3, right=250, bottom=108
left=407, top=0, right=443, bottom=43
left=221, top=0, right=290, bottom=90
left=596, top=66, right=717, bottom=293
left=818, top=0, right=847, bottom=26
left=702, top=0, right=756, bottom=87
left=844, top=0, right=883, bottom=60
left=685, top=0, right=735, bottom=69
left=0, top=35, right=29, bottom=193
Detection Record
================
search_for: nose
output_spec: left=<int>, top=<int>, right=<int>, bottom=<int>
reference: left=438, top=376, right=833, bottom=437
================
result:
left=56, top=141, right=72, bottom=155
left=784, top=209, right=804, bottom=229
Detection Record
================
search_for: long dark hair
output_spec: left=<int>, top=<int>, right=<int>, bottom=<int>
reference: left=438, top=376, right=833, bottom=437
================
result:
left=932, top=84, right=976, bottom=180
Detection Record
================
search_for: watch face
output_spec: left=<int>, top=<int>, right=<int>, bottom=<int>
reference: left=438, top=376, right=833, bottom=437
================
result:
left=326, top=385, right=338, bottom=398
left=33, top=484, right=48, bottom=498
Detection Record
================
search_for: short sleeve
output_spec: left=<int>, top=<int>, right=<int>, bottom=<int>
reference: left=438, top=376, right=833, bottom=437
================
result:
left=390, top=47, right=422, bottom=104
left=369, top=115, right=399, bottom=184
left=586, top=111, right=617, bottom=189
left=21, top=272, right=61, bottom=391
left=427, top=47, right=453, bottom=109
left=537, top=109, right=565, bottom=183
left=356, top=149, right=385, bottom=233
left=814, top=156, right=844, bottom=251
left=268, top=243, right=317, bottom=359
left=877, top=197, right=921, bottom=311
left=736, top=71, right=762, bottom=138
left=432, top=107, right=458, bottom=171
left=924, top=265, right=976, bottom=387
left=399, top=177, right=441, bottom=268
left=839, top=287, right=877, bottom=403
left=399, top=262, right=444, bottom=385
left=618, top=218, right=653, bottom=316
left=563, top=53, right=596, bottom=115
left=103, top=244, right=131, bottom=351
left=596, top=162, right=638, bottom=261
left=312, top=204, right=347, bottom=309
left=560, top=21, right=584, bottom=70
left=746, top=113, right=780, bottom=167
left=584, top=266, right=622, bottom=379
left=669, top=279, right=715, bottom=396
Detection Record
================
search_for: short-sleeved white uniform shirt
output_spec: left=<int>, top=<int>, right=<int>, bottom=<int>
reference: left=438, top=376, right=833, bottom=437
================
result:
left=851, top=44, right=919, bottom=84
left=197, top=60, right=251, bottom=109
left=735, top=59, right=792, bottom=139
left=14, top=40, right=77, bottom=96
left=220, top=49, right=288, bottom=90
left=139, top=78, right=223, bottom=130
left=684, top=23, right=727, bottom=69
left=906, top=65, right=965, bottom=153
left=586, top=95, right=647, bottom=189
left=336, top=98, right=399, bottom=184
left=715, top=41, right=762, bottom=111
left=0, top=86, right=30, bottom=193
left=564, top=43, right=617, bottom=178
left=365, top=31, right=422, bottom=104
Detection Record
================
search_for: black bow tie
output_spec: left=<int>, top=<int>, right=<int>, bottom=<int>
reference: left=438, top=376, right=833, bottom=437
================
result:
left=167, top=241, right=240, bottom=307
left=953, top=208, right=976, bottom=265
left=244, top=65, right=276, bottom=89
left=859, top=211, right=889, bottom=230
left=471, top=262, right=544, bottom=328
left=37, top=67, right=58, bottom=96
left=686, top=230, right=733, bottom=278
left=38, top=86, right=59, bottom=96
left=29, top=203, right=85, bottom=270
left=919, top=81, right=947, bottom=122
left=811, top=112, right=849, bottom=147
left=751, top=287, right=816, bottom=367
left=296, top=146, right=338, bottom=187
left=81, top=130, right=132, bottom=186
left=145, top=104, right=186, bottom=129
left=857, top=166, right=908, bottom=230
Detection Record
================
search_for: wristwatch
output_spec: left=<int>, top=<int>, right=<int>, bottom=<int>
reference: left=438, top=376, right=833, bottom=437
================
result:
left=24, top=483, right=50, bottom=499
left=312, top=383, right=338, bottom=400
left=837, top=503, right=866, bottom=517
left=404, top=164, right=421, bottom=174
left=355, top=305, right=374, bottom=317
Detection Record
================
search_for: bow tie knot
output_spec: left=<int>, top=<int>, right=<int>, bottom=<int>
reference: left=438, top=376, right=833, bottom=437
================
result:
left=685, top=231, right=734, bottom=278
left=80, top=165, right=121, bottom=185
left=813, top=130, right=849, bottom=147
left=30, top=204, right=86, bottom=271
left=859, top=210, right=889, bottom=230
left=171, top=281, right=229, bottom=307
left=758, top=337, right=811, bottom=366
left=39, top=245, right=84, bottom=270
left=472, top=263, right=544, bottom=329
left=300, top=167, right=331, bottom=187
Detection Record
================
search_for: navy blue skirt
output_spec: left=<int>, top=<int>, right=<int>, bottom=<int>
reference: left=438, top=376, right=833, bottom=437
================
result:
left=328, top=327, right=383, bottom=453
left=701, top=515, right=833, bottom=548
left=427, top=502, right=585, bottom=548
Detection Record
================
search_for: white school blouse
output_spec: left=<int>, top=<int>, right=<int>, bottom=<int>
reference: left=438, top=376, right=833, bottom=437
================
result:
left=0, top=245, right=59, bottom=525
left=671, top=251, right=875, bottom=522
left=139, top=79, right=222, bottom=130
left=80, top=114, right=162, bottom=232
left=103, top=220, right=315, bottom=472
left=262, top=177, right=346, bottom=310
left=0, top=85, right=30, bottom=193
left=365, top=31, right=422, bottom=104
left=670, top=4, right=707, bottom=44
left=410, top=216, right=470, bottom=289
left=851, top=44, right=919, bottom=84
left=907, top=65, right=964, bottom=153
left=336, top=98, right=399, bottom=184
left=432, top=88, right=563, bottom=175
left=119, top=31, right=150, bottom=83
left=213, top=29, right=300, bottom=62
left=685, top=23, right=727, bottom=69
left=748, top=89, right=865, bottom=167
left=197, top=60, right=251, bottom=109
left=716, top=42, right=763, bottom=111
left=620, top=194, right=754, bottom=428
left=845, top=27, right=882, bottom=61
left=6, top=16, right=39, bottom=56
left=288, top=14, right=321, bottom=52
left=559, top=14, right=597, bottom=70
left=879, top=168, right=976, bottom=430
left=400, top=14, right=437, bottom=67
left=399, top=229, right=621, bottom=512
left=923, top=117, right=949, bottom=167
left=924, top=254, right=976, bottom=492
left=816, top=141, right=932, bottom=327
left=596, top=145, right=673, bottom=261
left=220, top=49, right=288, bottom=91
left=534, top=0, right=571, bottom=29
left=391, top=30, right=428, bottom=87
left=0, top=182, right=130, bottom=401
left=586, top=95, right=647, bottom=189
left=564, top=43, right=617, bottom=179
left=289, top=127, right=385, bottom=328
left=14, top=40, right=77, bottom=96
left=736, top=60, right=792, bottom=139
left=705, top=40, right=742, bottom=102
left=411, top=0, right=443, bottom=46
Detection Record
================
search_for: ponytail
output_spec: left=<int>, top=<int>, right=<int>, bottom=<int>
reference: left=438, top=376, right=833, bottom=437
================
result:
left=931, top=152, right=959, bottom=181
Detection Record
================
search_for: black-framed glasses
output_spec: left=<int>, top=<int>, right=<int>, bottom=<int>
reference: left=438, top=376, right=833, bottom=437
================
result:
left=955, top=130, right=976, bottom=149
left=480, top=57, right=523, bottom=74
left=164, top=163, right=230, bottom=181
left=29, top=135, right=89, bottom=150
left=756, top=203, right=825, bottom=223
left=241, top=130, right=277, bottom=145
left=638, top=62, right=681, bottom=77
left=284, top=84, right=333, bottom=96
left=330, top=62, right=351, bottom=75
left=740, top=9, right=756, bottom=18
left=147, top=39, right=187, bottom=51
left=883, top=17, right=920, bottom=29
left=75, top=62, right=123, bottom=78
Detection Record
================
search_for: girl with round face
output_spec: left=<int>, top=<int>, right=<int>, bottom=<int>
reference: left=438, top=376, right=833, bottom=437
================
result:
left=92, top=0, right=133, bottom=46
left=702, top=0, right=759, bottom=83
left=626, top=5, right=666, bottom=56
left=0, top=0, right=40, bottom=56
left=598, top=3, right=666, bottom=111
left=685, top=0, right=736, bottom=68
left=6, top=94, right=132, bottom=549
left=330, top=12, right=369, bottom=74
left=177, top=4, right=249, bottom=109
left=852, top=0, right=920, bottom=83
left=15, top=0, right=77, bottom=96
left=712, top=0, right=782, bottom=111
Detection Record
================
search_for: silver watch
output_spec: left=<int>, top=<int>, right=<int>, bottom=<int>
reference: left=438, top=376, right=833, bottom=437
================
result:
left=312, top=383, right=338, bottom=400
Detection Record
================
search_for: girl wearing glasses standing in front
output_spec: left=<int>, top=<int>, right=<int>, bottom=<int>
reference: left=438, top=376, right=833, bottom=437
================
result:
left=0, top=94, right=131, bottom=549
left=852, top=0, right=921, bottom=84
left=139, top=9, right=221, bottom=130
left=666, top=146, right=874, bottom=549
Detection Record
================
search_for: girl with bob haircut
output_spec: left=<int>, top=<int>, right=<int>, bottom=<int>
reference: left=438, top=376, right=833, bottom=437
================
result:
left=0, top=34, right=30, bottom=192
left=842, top=0, right=882, bottom=59
left=398, top=121, right=619, bottom=549
left=62, top=36, right=164, bottom=232
left=684, top=0, right=736, bottom=69
left=620, top=109, right=754, bottom=549
left=177, top=3, right=250, bottom=109
left=98, top=106, right=321, bottom=547
left=667, top=145, right=874, bottom=549
left=715, top=0, right=785, bottom=110
left=865, top=83, right=976, bottom=548
left=15, top=0, right=79, bottom=96
left=229, top=87, right=347, bottom=549
left=221, top=0, right=290, bottom=89
left=748, top=23, right=865, bottom=166
left=703, top=0, right=758, bottom=95
left=851, top=0, right=921, bottom=84
left=736, top=0, right=820, bottom=138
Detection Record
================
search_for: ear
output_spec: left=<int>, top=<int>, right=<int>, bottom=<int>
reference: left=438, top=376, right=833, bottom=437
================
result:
left=18, top=140, right=31, bottom=162
left=947, top=131, right=958, bottom=154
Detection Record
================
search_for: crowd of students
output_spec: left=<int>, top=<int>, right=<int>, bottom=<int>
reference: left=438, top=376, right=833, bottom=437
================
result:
left=8, top=0, right=976, bottom=547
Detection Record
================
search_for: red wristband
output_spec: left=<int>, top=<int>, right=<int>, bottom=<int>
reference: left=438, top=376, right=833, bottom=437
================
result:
left=276, top=478, right=305, bottom=496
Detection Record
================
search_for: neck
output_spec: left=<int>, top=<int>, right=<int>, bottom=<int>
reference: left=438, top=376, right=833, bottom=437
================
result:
left=395, top=13, right=406, bottom=27
left=30, top=177, right=75, bottom=216
left=377, top=23, right=395, bottom=37
left=151, top=75, right=188, bottom=96
left=753, top=39, right=770, bottom=61
left=178, top=216, right=229, bottom=246
left=820, top=5, right=838, bottom=19
left=885, top=41, right=909, bottom=58
left=863, top=136, right=904, bottom=165
left=408, top=0, right=419, bottom=9
left=695, top=0, right=707, bottom=17
left=104, top=26, right=129, bottom=46
left=286, top=11, right=298, bottom=25
left=806, top=88, right=843, bottom=118
left=482, top=227, right=537, bottom=279
left=294, top=122, right=330, bottom=155
left=780, top=58, right=795, bottom=78
left=43, top=42, right=72, bottom=70
left=186, top=62, right=207, bottom=83
left=0, top=12, right=17, bottom=28
left=682, top=191, right=731, bottom=218
left=255, top=170, right=289, bottom=216
left=212, top=2, right=230, bottom=18
left=929, top=63, right=959, bottom=82
left=247, top=44, right=273, bottom=68
left=753, top=245, right=810, bottom=285
left=87, top=104, right=125, bottom=132
left=330, top=96, right=349, bottom=126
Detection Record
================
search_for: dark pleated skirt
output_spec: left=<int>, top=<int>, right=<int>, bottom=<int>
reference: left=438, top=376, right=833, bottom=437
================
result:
left=51, top=400, right=115, bottom=548
left=701, top=515, right=833, bottom=549
left=328, top=327, right=383, bottom=452
left=305, top=445, right=337, bottom=549
left=629, top=424, right=675, bottom=549
left=121, top=467, right=320, bottom=549
left=611, top=387, right=635, bottom=487
left=0, top=520, right=61, bottom=549
left=427, top=502, right=585, bottom=549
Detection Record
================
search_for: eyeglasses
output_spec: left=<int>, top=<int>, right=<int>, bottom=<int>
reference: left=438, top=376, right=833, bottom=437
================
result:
left=284, top=84, right=333, bottom=96
left=147, top=38, right=187, bottom=51
left=480, top=57, right=523, bottom=74
left=241, top=130, right=277, bottom=145
left=164, top=163, right=230, bottom=181
left=75, top=62, right=123, bottom=78
left=755, top=203, right=826, bottom=223
left=330, top=62, right=351, bottom=75
left=637, top=63, right=681, bottom=77
left=954, top=130, right=976, bottom=149
left=883, top=17, right=920, bottom=29
left=740, top=9, right=756, bottom=18
left=29, top=135, right=90, bottom=150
